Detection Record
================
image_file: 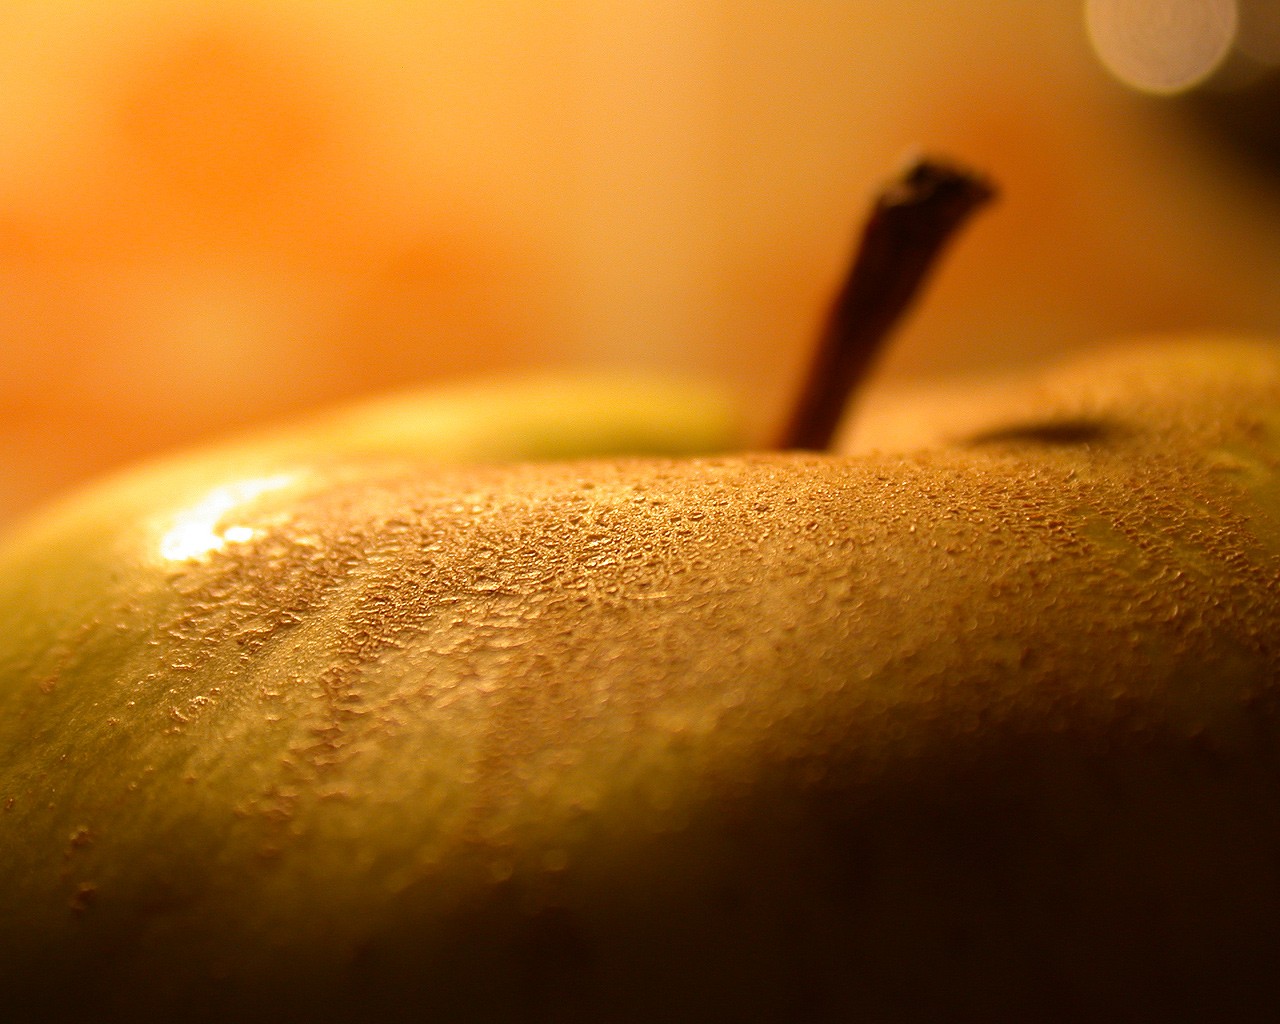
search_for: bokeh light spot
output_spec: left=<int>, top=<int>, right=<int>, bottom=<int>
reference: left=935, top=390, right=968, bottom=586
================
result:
left=1086, top=0, right=1238, bottom=94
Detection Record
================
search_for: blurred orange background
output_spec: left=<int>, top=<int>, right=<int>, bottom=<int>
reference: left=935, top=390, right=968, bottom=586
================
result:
left=3, top=1, right=1280, bottom=528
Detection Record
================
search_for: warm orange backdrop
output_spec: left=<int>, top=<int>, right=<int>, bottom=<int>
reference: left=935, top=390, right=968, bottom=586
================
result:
left=3, top=2, right=1280, bottom=527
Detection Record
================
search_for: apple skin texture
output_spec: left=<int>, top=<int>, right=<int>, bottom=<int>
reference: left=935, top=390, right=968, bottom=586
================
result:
left=2, top=340, right=1280, bottom=1022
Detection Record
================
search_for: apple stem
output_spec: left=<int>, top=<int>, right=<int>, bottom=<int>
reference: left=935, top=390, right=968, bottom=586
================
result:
left=779, top=156, right=996, bottom=451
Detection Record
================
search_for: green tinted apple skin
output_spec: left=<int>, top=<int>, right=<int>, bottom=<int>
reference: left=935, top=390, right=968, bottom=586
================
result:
left=2, top=341, right=1280, bottom=1022
left=192, top=370, right=745, bottom=466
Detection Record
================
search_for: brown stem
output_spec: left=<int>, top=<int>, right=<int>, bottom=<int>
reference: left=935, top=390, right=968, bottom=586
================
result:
left=778, top=156, right=996, bottom=451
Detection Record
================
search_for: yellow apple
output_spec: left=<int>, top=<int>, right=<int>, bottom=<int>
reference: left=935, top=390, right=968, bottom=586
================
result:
left=1, top=333, right=1278, bottom=1022
left=201, top=370, right=744, bottom=467
left=4, top=158, right=1278, bottom=1021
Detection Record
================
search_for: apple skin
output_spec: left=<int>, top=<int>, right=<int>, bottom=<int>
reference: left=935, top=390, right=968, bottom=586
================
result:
left=170, top=370, right=745, bottom=466
left=2, top=339, right=1280, bottom=1021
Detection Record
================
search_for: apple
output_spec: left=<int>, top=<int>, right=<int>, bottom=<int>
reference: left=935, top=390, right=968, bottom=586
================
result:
left=3, top=160, right=1280, bottom=1022
left=192, top=369, right=745, bottom=468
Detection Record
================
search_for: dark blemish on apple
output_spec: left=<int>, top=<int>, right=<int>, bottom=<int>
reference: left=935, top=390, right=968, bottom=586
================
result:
left=963, top=418, right=1126, bottom=448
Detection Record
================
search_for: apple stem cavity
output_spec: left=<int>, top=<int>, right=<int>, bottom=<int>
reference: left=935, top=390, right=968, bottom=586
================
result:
left=779, top=156, right=996, bottom=451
